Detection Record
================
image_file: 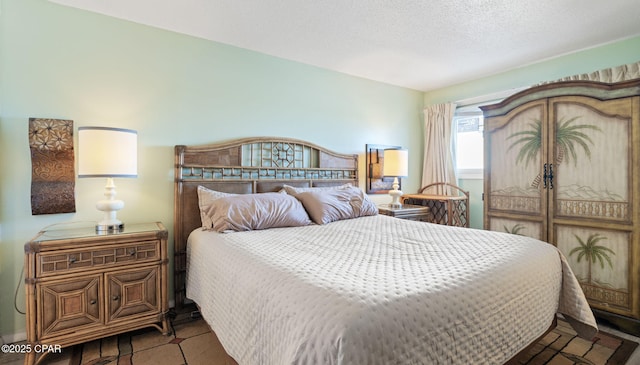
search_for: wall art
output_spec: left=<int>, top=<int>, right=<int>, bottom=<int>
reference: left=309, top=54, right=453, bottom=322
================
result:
left=29, top=118, right=76, bottom=215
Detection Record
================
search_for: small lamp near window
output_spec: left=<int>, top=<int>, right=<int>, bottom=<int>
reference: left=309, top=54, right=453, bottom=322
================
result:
left=383, top=148, right=408, bottom=208
left=78, top=127, right=137, bottom=232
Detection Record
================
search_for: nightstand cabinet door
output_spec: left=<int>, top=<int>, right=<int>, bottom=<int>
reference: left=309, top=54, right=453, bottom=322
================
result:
left=37, top=275, right=102, bottom=339
left=107, top=266, right=160, bottom=322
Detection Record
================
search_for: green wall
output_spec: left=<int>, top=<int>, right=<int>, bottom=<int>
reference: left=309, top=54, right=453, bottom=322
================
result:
left=0, top=0, right=424, bottom=341
left=424, top=36, right=640, bottom=106
left=457, top=179, right=484, bottom=229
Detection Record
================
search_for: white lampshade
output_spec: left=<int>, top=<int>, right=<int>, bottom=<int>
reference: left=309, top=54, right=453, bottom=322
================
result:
left=78, top=126, right=137, bottom=232
left=78, top=127, right=138, bottom=177
left=383, top=149, right=408, bottom=177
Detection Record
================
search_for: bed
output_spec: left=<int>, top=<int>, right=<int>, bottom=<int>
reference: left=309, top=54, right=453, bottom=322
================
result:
left=174, top=137, right=597, bottom=365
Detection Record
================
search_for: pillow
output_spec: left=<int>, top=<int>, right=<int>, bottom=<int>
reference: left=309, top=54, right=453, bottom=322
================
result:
left=205, top=192, right=312, bottom=232
left=293, top=186, right=378, bottom=225
left=197, top=186, right=236, bottom=229
left=281, top=183, right=352, bottom=195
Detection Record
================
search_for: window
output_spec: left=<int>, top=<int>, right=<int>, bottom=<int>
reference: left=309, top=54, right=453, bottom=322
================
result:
left=452, top=87, right=529, bottom=180
left=454, top=111, right=483, bottom=179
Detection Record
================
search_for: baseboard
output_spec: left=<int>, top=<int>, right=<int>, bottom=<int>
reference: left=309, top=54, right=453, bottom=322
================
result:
left=1, top=330, right=26, bottom=345
left=594, top=309, right=640, bottom=337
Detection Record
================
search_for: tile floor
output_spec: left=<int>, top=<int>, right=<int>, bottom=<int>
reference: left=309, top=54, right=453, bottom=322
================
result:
left=2, top=312, right=639, bottom=365
left=594, top=322, right=640, bottom=364
left=76, top=310, right=238, bottom=365
left=517, top=318, right=640, bottom=364
left=0, top=310, right=236, bottom=365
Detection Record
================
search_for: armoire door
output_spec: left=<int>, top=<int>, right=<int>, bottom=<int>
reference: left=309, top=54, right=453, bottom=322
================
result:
left=549, top=95, right=639, bottom=319
left=484, top=99, right=550, bottom=241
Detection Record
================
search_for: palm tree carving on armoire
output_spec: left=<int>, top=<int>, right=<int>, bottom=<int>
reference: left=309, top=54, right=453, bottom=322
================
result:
left=506, top=116, right=601, bottom=188
left=503, top=223, right=526, bottom=235
left=568, top=233, right=615, bottom=287
left=504, top=115, right=619, bottom=289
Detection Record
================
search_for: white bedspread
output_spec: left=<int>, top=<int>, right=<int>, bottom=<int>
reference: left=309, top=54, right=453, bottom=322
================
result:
left=187, top=215, right=597, bottom=365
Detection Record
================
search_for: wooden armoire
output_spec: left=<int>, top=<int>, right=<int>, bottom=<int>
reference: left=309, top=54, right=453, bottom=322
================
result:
left=481, top=80, right=640, bottom=335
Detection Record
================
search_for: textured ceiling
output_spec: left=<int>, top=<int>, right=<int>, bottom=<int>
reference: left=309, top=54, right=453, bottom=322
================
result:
left=49, top=0, right=640, bottom=91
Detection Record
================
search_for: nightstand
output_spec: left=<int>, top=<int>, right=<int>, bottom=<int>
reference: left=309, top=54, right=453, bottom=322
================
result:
left=378, top=204, right=431, bottom=221
left=24, top=222, right=169, bottom=365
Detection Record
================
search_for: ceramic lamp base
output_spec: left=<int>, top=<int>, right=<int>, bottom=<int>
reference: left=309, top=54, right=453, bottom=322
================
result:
left=388, top=177, right=403, bottom=208
left=95, top=177, right=125, bottom=233
left=96, top=222, right=125, bottom=233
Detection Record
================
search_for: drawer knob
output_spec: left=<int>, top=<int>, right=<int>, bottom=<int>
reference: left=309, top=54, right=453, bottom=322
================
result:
left=112, top=295, right=120, bottom=301
left=128, top=249, right=137, bottom=256
left=89, top=299, right=97, bottom=305
left=69, top=257, right=77, bottom=263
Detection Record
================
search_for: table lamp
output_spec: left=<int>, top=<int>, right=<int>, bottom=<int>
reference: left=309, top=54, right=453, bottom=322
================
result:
left=383, top=148, right=408, bottom=208
left=78, top=126, right=137, bottom=232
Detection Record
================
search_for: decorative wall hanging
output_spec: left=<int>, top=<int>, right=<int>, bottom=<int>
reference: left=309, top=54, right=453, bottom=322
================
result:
left=29, top=118, right=76, bottom=215
left=365, top=144, right=402, bottom=194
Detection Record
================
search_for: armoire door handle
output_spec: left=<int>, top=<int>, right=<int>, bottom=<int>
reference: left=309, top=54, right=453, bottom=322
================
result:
left=543, top=163, right=548, bottom=189
left=548, top=163, right=554, bottom=189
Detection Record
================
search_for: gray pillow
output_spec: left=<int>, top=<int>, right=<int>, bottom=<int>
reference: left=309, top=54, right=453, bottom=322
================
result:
left=281, top=183, right=352, bottom=195
left=294, top=186, right=378, bottom=224
left=205, top=192, right=312, bottom=232
left=197, top=185, right=236, bottom=229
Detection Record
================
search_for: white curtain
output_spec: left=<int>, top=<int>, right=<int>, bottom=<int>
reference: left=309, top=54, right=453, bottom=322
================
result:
left=421, top=103, right=457, bottom=195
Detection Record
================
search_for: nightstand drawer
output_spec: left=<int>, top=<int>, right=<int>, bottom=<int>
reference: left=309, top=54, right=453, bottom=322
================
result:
left=37, top=240, right=160, bottom=276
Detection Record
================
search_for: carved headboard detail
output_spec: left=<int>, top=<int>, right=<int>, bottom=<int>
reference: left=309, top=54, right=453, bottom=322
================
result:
left=173, top=137, right=358, bottom=307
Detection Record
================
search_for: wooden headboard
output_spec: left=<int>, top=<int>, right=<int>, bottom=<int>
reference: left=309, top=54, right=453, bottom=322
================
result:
left=173, top=137, right=358, bottom=307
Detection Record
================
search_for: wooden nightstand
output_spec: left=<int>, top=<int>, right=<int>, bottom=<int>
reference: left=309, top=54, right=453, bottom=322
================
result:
left=24, top=222, right=169, bottom=365
left=378, top=204, right=431, bottom=221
